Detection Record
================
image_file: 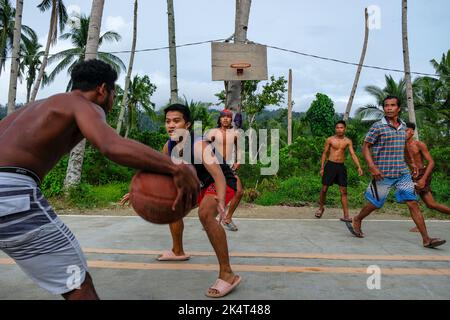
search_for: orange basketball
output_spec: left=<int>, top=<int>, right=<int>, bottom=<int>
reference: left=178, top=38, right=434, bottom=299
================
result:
left=129, top=169, right=195, bottom=224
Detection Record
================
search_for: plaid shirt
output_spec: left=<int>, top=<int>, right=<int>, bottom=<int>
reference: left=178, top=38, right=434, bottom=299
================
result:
left=364, top=117, right=409, bottom=178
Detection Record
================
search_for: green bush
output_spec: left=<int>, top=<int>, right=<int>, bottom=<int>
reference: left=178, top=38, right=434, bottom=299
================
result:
left=67, top=182, right=130, bottom=209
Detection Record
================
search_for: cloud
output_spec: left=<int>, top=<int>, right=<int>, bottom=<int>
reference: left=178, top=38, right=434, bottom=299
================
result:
left=105, top=16, right=129, bottom=32
left=67, top=4, right=81, bottom=16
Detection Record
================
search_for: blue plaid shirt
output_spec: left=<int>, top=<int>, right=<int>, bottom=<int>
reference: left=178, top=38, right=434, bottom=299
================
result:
left=364, top=117, right=410, bottom=178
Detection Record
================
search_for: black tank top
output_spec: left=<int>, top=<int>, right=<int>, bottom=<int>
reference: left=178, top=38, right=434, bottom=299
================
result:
left=167, top=133, right=237, bottom=191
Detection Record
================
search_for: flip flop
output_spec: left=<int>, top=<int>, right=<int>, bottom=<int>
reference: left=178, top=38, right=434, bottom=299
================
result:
left=340, top=218, right=353, bottom=223
left=205, top=275, right=242, bottom=298
left=424, top=238, right=446, bottom=249
left=222, top=220, right=238, bottom=231
left=345, top=221, right=364, bottom=238
left=157, top=250, right=191, bottom=261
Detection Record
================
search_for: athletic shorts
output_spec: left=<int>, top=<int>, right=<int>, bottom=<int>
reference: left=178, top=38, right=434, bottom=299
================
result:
left=365, top=173, right=417, bottom=208
left=413, top=168, right=432, bottom=195
left=322, top=161, right=347, bottom=187
left=0, top=172, right=88, bottom=295
left=197, top=183, right=236, bottom=206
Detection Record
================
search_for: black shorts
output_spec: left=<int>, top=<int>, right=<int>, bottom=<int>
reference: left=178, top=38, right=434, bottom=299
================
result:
left=322, top=161, right=347, bottom=187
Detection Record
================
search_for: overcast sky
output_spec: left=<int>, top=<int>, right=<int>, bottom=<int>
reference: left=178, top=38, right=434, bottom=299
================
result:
left=1, top=0, right=449, bottom=115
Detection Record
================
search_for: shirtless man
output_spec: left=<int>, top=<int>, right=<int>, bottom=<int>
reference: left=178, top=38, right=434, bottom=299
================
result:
left=405, top=122, right=450, bottom=219
left=206, top=109, right=243, bottom=232
left=0, top=60, right=199, bottom=300
left=316, top=121, right=363, bottom=222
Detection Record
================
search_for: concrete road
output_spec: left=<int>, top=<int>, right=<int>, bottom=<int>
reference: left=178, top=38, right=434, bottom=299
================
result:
left=1, top=216, right=449, bottom=300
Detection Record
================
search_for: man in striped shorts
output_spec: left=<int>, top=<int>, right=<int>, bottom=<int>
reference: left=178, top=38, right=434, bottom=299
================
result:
left=0, top=60, right=199, bottom=299
left=345, top=96, right=446, bottom=248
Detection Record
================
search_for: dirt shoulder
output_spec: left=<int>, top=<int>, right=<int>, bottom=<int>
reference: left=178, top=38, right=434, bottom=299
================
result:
left=57, top=202, right=423, bottom=220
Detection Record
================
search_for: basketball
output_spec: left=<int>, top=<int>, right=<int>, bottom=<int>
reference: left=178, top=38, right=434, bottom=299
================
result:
left=129, top=168, right=196, bottom=224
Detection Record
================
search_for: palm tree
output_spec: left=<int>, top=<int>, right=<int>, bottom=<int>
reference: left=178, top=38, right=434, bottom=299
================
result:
left=20, top=30, right=44, bottom=103
left=63, top=0, right=105, bottom=190
left=117, top=0, right=138, bottom=134
left=431, top=50, right=450, bottom=106
left=29, top=0, right=68, bottom=102
left=167, top=0, right=178, bottom=104
left=344, top=8, right=369, bottom=121
left=7, top=0, right=23, bottom=115
left=45, top=13, right=125, bottom=91
left=0, top=0, right=34, bottom=75
left=118, top=74, right=157, bottom=138
left=183, top=97, right=215, bottom=129
left=402, top=0, right=418, bottom=138
left=355, top=75, right=407, bottom=121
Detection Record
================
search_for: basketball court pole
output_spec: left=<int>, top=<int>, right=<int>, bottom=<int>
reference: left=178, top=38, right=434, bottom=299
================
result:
left=225, top=0, right=252, bottom=113
left=287, top=69, right=293, bottom=146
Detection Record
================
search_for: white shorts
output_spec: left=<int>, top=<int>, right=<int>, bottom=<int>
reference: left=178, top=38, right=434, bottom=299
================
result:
left=0, top=172, right=88, bottom=295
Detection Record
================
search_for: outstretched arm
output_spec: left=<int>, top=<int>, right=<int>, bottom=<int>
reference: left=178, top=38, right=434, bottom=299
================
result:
left=75, top=101, right=199, bottom=211
left=348, top=141, right=363, bottom=176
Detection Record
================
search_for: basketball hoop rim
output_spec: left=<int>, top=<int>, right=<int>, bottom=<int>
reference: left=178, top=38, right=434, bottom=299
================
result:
left=230, top=63, right=252, bottom=69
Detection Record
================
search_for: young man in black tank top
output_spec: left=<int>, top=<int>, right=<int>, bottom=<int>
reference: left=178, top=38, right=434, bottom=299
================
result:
left=122, top=104, right=241, bottom=298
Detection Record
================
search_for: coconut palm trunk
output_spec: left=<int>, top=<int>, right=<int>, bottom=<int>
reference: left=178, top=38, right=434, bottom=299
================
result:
left=402, top=0, right=418, bottom=138
left=225, top=0, right=251, bottom=113
left=167, top=0, right=178, bottom=104
left=30, top=0, right=67, bottom=102
left=344, top=8, right=369, bottom=121
left=117, top=0, right=138, bottom=134
left=6, top=0, right=23, bottom=115
left=63, top=0, right=104, bottom=190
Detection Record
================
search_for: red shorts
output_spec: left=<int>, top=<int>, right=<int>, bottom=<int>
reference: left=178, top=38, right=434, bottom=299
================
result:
left=197, top=183, right=236, bottom=205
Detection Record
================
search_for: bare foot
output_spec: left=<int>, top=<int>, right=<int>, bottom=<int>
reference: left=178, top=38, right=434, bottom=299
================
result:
left=315, top=208, right=324, bottom=219
left=352, top=218, right=364, bottom=237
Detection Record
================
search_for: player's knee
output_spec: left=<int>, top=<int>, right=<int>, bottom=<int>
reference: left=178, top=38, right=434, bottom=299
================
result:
left=236, top=189, right=244, bottom=198
left=339, top=188, right=347, bottom=196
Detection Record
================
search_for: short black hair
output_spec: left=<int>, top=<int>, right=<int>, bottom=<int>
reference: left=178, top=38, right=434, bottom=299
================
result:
left=406, top=122, right=416, bottom=130
left=164, top=103, right=191, bottom=123
left=71, top=59, right=118, bottom=92
left=383, top=95, right=401, bottom=108
left=335, top=120, right=346, bottom=128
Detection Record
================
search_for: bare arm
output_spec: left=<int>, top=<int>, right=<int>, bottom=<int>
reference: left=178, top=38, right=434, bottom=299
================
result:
left=194, top=140, right=226, bottom=220
left=418, top=142, right=434, bottom=182
left=233, top=131, right=242, bottom=170
left=405, top=143, right=418, bottom=178
left=348, top=140, right=363, bottom=176
left=320, top=138, right=331, bottom=176
left=75, top=101, right=199, bottom=211
left=363, top=141, right=383, bottom=181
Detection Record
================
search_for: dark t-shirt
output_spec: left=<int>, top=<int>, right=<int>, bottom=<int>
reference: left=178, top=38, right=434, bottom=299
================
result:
left=167, top=134, right=237, bottom=191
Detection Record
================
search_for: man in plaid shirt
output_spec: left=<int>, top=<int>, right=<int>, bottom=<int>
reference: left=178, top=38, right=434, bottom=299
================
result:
left=345, top=96, right=446, bottom=248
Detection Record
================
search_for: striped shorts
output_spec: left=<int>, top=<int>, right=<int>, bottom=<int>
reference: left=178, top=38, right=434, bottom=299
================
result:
left=0, top=172, right=87, bottom=295
left=365, top=173, right=417, bottom=208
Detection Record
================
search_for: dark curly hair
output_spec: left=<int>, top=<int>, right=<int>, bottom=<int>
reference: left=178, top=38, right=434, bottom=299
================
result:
left=71, top=59, right=118, bottom=92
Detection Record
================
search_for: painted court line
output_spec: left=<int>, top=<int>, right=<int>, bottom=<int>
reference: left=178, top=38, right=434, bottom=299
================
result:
left=82, top=248, right=450, bottom=262
left=1, top=258, right=449, bottom=276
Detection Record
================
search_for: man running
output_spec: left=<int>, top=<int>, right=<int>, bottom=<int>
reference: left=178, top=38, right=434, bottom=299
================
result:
left=405, top=122, right=450, bottom=231
left=0, top=60, right=199, bottom=300
left=345, top=96, right=446, bottom=248
left=122, top=104, right=241, bottom=298
left=206, top=109, right=243, bottom=231
left=316, top=121, right=363, bottom=222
